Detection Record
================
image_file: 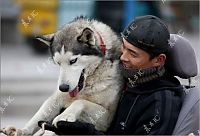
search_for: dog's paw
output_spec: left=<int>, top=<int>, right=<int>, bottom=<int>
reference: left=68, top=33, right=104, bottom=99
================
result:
left=0, top=126, right=22, bottom=136
left=52, top=115, right=65, bottom=127
left=65, top=113, right=76, bottom=122
left=1, top=126, right=17, bottom=136
left=0, top=126, right=28, bottom=136
left=52, top=113, right=76, bottom=127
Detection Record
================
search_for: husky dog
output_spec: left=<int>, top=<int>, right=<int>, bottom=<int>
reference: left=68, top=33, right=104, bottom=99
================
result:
left=2, top=17, right=124, bottom=135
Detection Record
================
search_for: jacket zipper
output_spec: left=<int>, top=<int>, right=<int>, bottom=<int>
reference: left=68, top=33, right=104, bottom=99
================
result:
left=120, top=95, right=140, bottom=130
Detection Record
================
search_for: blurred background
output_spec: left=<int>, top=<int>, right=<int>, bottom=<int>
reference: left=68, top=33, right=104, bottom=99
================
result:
left=0, top=0, right=199, bottom=133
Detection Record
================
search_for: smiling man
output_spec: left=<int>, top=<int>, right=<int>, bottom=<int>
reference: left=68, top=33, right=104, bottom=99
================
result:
left=39, top=15, right=183, bottom=135
left=107, top=15, right=183, bottom=135
left=120, top=38, right=166, bottom=69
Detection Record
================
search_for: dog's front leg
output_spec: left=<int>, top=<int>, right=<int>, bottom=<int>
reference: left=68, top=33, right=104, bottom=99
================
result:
left=21, top=94, right=65, bottom=135
left=52, top=99, right=110, bottom=132
left=2, top=95, right=63, bottom=136
left=52, top=99, right=84, bottom=126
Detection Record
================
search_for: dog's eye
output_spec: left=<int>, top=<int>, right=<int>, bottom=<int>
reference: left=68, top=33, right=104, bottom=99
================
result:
left=57, top=62, right=61, bottom=65
left=70, top=58, right=78, bottom=65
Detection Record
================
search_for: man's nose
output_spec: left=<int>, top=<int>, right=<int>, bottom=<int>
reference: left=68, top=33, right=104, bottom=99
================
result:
left=59, top=84, right=69, bottom=92
left=120, top=50, right=129, bottom=62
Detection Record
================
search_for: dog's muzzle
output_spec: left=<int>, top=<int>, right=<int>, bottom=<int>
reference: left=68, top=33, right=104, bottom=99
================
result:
left=59, top=84, right=70, bottom=92
left=59, top=69, right=85, bottom=97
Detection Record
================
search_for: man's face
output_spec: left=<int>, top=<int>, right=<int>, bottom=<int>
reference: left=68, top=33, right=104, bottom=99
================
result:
left=120, top=39, right=164, bottom=69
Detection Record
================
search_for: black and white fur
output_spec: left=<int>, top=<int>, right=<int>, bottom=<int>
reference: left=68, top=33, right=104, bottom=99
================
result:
left=2, top=17, right=124, bottom=135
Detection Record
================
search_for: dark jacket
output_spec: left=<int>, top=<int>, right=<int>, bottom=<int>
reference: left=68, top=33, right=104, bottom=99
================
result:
left=107, top=75, right=183, bottom=135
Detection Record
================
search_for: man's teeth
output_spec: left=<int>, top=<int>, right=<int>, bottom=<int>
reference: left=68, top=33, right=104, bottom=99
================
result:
left=123, top=64, right=129, bottom=68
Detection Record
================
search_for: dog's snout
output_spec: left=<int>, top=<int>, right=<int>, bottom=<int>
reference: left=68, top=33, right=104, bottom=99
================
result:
left=59, top=84, right=69, bottom=92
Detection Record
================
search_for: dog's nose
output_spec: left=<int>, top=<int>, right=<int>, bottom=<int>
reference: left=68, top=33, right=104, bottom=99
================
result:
left=59, top=84, right=69, bottom=92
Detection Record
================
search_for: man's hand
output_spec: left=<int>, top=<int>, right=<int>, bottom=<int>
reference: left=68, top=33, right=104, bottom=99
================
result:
left=38, top=120, right=103, bottom=135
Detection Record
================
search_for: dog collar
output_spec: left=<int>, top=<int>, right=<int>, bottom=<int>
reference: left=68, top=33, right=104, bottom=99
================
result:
left=97, top=31, right=106, bottom=55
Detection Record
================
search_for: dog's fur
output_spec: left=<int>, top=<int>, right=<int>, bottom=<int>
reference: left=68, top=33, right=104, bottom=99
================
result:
left=3, top=17, right=124, bottom=135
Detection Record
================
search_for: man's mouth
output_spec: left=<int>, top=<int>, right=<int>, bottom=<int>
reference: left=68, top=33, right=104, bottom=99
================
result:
left=122, top=62, right=132, bottom=69
left=69, top=69, right=85, bottom=97
left=123, top=64, right=129, bottom=69
left=121, top=61, right=139, bottom=70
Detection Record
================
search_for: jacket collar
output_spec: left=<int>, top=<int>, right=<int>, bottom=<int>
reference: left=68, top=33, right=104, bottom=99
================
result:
left=125, top=74, right=183, bottom=94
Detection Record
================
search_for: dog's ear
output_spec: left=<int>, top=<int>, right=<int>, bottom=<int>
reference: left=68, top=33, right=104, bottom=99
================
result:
left=77, top=28, right=95, bottom=46
left=36, top=33, right=54, bottom=46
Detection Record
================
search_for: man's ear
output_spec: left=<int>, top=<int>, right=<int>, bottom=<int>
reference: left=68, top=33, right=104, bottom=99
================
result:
left=153, top=54, right=166, bottom=67
left=77, top=28, right=95, bottom=46
left=36, top=33, right=54, bottom=46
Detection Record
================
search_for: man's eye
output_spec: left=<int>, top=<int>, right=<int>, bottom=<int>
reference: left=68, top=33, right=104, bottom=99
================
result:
left=130, top=53, right=137, bottom=58
left=70, top=58, right=78, bottom=65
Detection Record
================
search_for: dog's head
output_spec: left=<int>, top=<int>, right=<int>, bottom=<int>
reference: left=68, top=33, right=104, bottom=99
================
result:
left=36, top=18, right=109, bottom=97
